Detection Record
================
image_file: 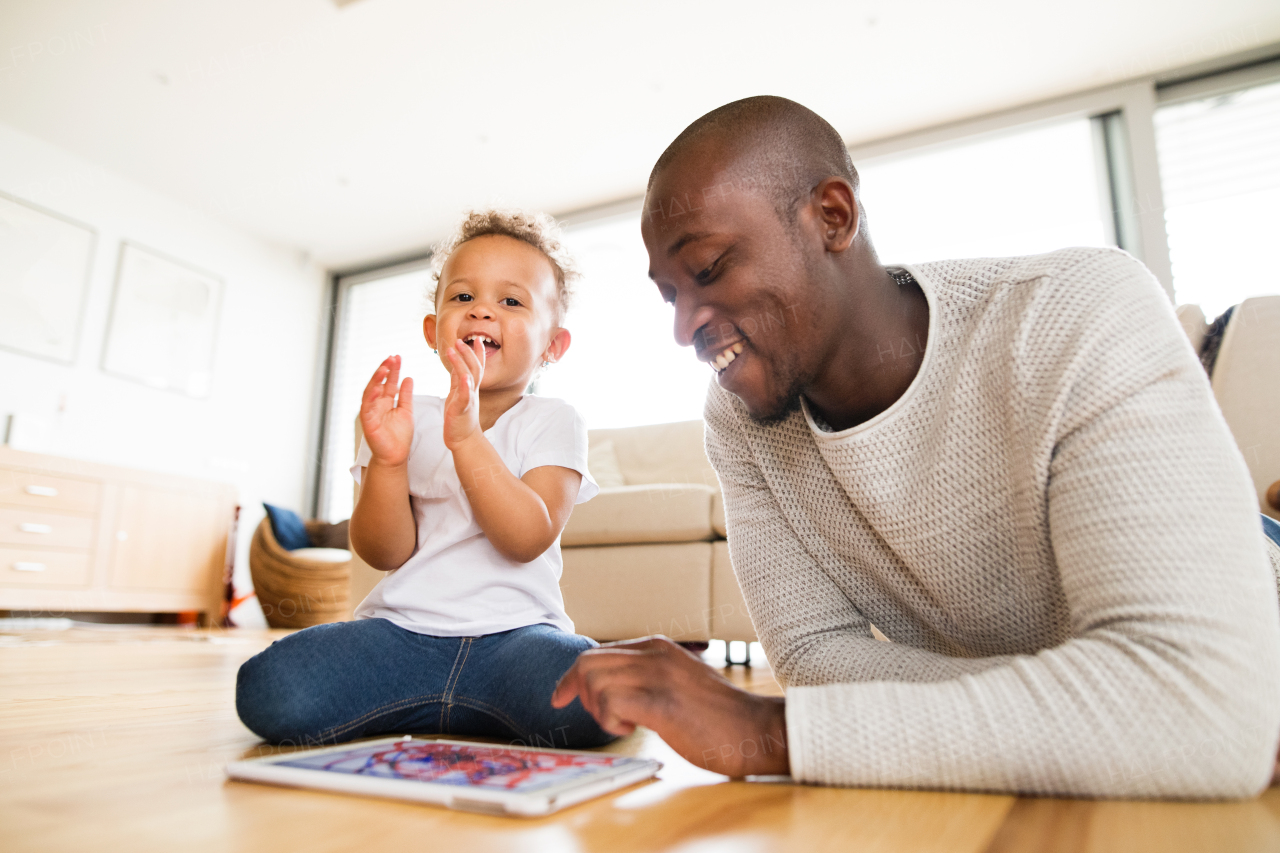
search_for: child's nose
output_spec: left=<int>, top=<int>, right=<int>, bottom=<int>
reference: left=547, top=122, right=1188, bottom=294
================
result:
left=468, top=303, right=494, bottom=320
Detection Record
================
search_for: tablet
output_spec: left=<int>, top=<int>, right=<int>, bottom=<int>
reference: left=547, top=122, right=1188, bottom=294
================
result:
left=225, top=736, right=662, bottom=817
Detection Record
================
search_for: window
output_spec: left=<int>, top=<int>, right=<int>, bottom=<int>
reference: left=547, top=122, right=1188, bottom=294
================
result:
left=314, top=50, right=1280, bottom=519
left=1155, top=76, right=1280, bottom=317
left=538, top=212, right=708, bottom=430
left=319, top=262, right=450, bottom=521
left=856, top=117, right=1117, bottom=264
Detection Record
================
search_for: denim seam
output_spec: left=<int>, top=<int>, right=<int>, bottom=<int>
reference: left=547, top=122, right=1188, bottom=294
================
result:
left=320, top=692, right=448, bottom=741
left=437, top=638, right=470, bottom=732
left=443, top=695, right=525, bottom=737
left=443, top=637, right=474, bottom=732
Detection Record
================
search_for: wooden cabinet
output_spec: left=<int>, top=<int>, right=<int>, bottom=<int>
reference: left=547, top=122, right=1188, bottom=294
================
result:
left=0, top=447, right=237, bottom=621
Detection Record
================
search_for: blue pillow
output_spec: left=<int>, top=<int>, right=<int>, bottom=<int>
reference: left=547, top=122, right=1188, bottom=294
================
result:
left=263, top=503, right=310, bottom=551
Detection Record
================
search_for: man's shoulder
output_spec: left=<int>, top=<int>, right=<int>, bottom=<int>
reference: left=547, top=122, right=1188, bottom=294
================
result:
left=911, top=247, right=1143, bottom=299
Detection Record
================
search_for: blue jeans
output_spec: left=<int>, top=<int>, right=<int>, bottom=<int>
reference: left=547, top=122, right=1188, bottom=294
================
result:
left=235, top=619, right=614, bottom=749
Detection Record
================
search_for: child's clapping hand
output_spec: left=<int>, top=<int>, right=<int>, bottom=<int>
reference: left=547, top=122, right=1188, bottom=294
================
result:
left=443, top=338, right=486, bottom=449
left=360, top=355, right=415, bottom=467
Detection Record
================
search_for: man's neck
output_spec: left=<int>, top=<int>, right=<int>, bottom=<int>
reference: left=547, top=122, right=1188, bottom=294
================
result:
left=803, top=265, right=930, bottom=433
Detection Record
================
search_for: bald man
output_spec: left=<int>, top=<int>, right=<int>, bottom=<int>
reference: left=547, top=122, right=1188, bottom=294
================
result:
left=552, top=96, right=1280, bottom=798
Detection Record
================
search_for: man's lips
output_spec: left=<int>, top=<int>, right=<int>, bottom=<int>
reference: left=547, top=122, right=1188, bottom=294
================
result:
left=700, top=340, right=745, bottom=374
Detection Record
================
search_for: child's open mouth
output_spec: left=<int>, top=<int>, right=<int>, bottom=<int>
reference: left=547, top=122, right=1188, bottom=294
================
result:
left=463, top=333, right=501, bottom=357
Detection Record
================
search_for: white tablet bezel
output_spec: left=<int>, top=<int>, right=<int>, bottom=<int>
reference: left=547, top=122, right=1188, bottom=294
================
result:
left=225, top=736, right=662, bottom=817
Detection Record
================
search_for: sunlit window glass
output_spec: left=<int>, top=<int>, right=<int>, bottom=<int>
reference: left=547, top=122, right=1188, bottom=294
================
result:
left=1155, top=78, right=1280, bottom=317
left=857, top=118, right=1114, bottom=264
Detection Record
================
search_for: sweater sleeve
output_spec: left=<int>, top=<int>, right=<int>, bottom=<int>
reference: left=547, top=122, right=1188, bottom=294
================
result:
left=721, top=251, right=1280, bottom=798
left=704, top=385, right=1020, bottom=686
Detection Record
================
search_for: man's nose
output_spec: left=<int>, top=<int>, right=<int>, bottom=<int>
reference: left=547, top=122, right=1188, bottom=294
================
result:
left=674, top=297, right=716, bottom=349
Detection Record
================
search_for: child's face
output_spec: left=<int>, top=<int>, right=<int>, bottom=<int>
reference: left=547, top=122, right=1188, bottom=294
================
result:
left=425, top=234, right=570, bottom=394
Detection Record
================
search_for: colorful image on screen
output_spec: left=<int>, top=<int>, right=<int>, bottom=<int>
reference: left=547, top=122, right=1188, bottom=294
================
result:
left=277, top=741, right=635, bottom=793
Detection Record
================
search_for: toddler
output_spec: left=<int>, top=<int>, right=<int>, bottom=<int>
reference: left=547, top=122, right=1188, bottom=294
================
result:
left=236, top=210, right=612, bottom=749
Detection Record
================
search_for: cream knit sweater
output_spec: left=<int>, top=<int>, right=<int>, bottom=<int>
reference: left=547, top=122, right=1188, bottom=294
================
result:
left=704, top=248, right=1280, bottom=798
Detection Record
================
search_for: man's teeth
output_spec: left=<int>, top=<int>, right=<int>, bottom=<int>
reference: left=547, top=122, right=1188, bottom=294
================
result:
left=713, top=342, right=745, bottom=372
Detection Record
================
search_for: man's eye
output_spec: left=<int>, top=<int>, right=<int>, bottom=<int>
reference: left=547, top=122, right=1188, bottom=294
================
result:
left=694, top=258, right=722, bottom=284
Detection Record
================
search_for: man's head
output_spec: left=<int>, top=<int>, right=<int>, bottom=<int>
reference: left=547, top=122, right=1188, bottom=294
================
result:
left=642, top=96, right=877, bottom=423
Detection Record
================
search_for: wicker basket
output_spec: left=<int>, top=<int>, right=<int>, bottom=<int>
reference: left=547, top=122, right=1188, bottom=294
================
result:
left=249, top=517, right=353, bottom=629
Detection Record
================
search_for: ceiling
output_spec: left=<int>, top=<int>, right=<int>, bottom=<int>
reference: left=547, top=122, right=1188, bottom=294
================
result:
left=2, top=0, right=1278, bottom=269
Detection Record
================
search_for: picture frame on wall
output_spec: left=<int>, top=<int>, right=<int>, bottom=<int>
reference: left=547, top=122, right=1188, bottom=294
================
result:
left=101, top=242, right=224, bottom=398
left=0, top=191, right=97, bottom=364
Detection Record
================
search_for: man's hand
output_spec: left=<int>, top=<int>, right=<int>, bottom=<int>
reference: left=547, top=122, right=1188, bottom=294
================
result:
left=443, top=339, right=484, bottom=450
left=551, top=636, right=789, bottom=777
left=360, top=355, right=414, bottom=466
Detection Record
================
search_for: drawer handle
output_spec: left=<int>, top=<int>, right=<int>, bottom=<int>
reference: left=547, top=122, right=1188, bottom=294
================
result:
left=25, top=486, right=59, bottom=497
left=19, top=523, right=53, bottom=534
left=13, top=562, right=47, bottom=572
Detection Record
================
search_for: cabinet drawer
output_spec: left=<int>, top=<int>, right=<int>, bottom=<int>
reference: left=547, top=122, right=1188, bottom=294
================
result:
left=0, top=507, right=95, bottom=549
left=0, top=548, right=91, bottom=588
left=0, top=470, right=101, bottom=515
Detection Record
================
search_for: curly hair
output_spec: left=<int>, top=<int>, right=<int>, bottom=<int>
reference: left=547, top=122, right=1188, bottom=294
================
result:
left=429, top=209, right=578, bottom=322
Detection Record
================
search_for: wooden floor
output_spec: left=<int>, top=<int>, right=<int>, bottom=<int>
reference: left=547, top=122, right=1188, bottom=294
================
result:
left=4, top=626, right=1280, bottom=853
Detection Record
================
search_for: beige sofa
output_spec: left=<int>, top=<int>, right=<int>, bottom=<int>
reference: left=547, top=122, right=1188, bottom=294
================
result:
left=1183, top=296, right=1280, bottom=520
left=559, top=420, right=755, bottom=645
left=345, top=418, right=757, bottom=646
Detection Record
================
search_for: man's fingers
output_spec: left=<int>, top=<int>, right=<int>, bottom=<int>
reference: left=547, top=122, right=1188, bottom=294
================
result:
left=558, top=653, right=664, bottom=726
left=597, top=635, right=674, bottom=652
left=595, top=688, right=645, bottom=737
left=551, top=665, right=582, bottom=708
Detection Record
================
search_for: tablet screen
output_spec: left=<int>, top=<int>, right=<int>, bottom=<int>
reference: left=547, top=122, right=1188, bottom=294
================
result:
left=276, top=740, right=640, bottom=794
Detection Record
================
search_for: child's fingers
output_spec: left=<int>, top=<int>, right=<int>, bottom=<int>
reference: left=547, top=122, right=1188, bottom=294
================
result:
left=397, top=377, right=413, bottom=411
left=360, top=357, right=395, bottom=406
left=385, top=355, right=401, bottom=396
left=453, top=340, right=484, bottom=384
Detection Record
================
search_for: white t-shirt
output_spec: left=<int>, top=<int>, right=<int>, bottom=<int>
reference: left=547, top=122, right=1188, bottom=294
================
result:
left=351, top=394, right=598, bottom=637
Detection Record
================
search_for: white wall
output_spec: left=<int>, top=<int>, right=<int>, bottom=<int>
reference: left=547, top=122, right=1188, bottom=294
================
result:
left=0, top=121, right=328, bottom=627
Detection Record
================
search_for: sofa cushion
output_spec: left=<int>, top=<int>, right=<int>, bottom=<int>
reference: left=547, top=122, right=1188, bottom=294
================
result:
left=263, top=503, right=310, bottom=551
left=562, top=483, right=716, bottom=546
left=587, top=420, right=718, bottom=488
left=711, top=491, right=726, bottom=538
left=561, top=542, right=712, bottom=641
left=587, top=439, right=627, bottom=488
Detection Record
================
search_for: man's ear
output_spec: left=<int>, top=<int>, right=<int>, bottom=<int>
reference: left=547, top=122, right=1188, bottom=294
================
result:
left=813, top=177, right=860, bottom=253
left=423, top=314, right=438, bottom=349
left=542, top=327, right=572, bottom=364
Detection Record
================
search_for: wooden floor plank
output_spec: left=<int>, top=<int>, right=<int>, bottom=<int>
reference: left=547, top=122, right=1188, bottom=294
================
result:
left=4, top=625, right=1277, bottom=852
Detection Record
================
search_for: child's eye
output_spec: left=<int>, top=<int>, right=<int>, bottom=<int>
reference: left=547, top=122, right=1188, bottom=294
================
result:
left=455, top=293, right=473, bottom=302
left=501, top=297, right=521, bottom=307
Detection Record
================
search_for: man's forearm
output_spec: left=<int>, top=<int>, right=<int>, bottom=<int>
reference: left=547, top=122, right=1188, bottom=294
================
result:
left=450, top=432, right=556, bottom=563
left=349, top=460, right=416, bottom=570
